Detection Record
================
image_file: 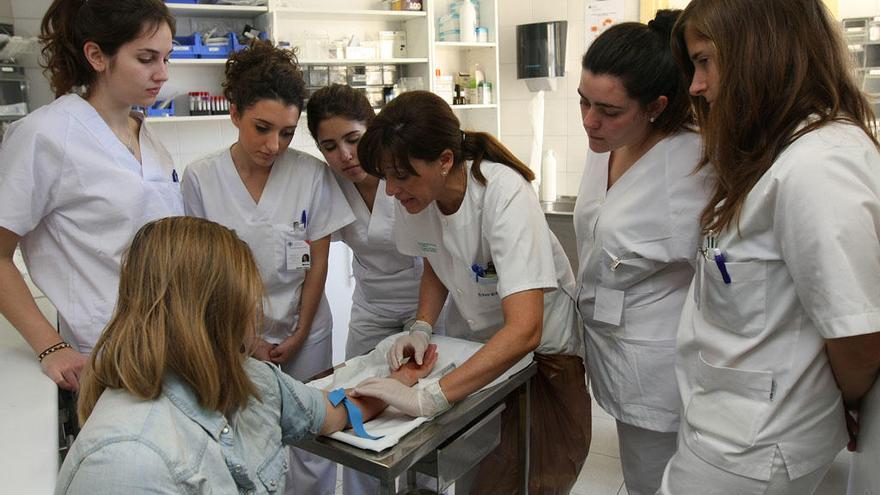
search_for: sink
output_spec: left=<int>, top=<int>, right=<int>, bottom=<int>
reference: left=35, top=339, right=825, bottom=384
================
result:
left=540, top=196, right=579, bottom=273
left=540, top=197, right=576, bottom=215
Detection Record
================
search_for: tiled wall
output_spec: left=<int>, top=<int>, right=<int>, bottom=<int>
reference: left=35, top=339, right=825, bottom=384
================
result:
left=496, top=0, right=639, bottom=197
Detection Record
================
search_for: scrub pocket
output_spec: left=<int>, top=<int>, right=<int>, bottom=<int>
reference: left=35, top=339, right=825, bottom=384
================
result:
left=700, top=259, right=767, bottom=337
left=618, top=337, right=679, bottom=412
left=257, top=448, right=289, bottom=493
left=685, top=352, right=773, bottom=450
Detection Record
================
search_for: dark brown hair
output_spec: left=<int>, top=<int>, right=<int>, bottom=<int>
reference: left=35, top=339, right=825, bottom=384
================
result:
left=306, top=84, right=375, bottom=144
left=39, top=0, right=175, bottom=98
left=223, top=40, right=306, bottom=112
left=671, top=0, right=878, bottom=232
left=358, top=90, right=533, bottom=184
left=583, top=9, right=692, bottom=135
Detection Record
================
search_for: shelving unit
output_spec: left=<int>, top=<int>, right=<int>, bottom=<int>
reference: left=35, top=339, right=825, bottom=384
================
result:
left=159, top=0, right=501, bottom=134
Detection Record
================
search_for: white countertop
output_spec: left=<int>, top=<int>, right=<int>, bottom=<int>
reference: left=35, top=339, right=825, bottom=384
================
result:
left=0, top=301, right=58, bottom=493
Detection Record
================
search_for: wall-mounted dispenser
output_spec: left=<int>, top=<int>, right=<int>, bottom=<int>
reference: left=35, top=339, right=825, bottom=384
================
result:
left=516, top=21, right=567, bottom=92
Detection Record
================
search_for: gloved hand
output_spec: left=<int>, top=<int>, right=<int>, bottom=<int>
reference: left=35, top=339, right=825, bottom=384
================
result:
left=388, top=320, right=433, bottom=370
left=352, top=378, right=451, bottom=417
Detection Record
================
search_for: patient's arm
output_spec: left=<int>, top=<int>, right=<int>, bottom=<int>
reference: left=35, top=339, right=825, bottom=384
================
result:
left=319, top=345, right=438, bottom=434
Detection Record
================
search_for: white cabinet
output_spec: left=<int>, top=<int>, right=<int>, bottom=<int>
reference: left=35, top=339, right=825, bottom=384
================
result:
left=152, top=0, right=501, bottom=134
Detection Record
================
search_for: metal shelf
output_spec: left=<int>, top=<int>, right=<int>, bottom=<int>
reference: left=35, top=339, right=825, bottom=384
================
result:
left=166, top=3, right=268, bottom=17
left=435, top=42, right=497, bottom=48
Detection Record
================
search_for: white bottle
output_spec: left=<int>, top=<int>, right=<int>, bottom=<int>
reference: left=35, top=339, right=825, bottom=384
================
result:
left=540, top=149, right=557, bottom=203
left=459, top=0, right=477, bottom=42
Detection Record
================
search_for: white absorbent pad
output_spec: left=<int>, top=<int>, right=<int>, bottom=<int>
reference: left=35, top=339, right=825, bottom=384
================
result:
left=308, top=332, right=533, bottom=452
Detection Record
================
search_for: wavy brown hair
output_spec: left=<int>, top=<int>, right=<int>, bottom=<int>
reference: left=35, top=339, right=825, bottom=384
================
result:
left=78, top=217, right=264, bottom=424
left=358, top=90, right=533, bottom=184
left=306, top=84, right=375, bottom=143
left=39, top=0, right=175, bottom=97
left=671, top=0, right=878, bottom=232
left=223, top=40, right=306, bottom=112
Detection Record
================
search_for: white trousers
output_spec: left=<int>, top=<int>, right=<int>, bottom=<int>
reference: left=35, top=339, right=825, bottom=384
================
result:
left=616, top=421, right=677, bottom=495
left=281, top=330, right=336, bottom=495
left=657, top=441, right=831, bottom=495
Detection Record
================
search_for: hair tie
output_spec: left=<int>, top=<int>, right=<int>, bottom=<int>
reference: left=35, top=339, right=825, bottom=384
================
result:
left=461, top=130, right=467, bottom=144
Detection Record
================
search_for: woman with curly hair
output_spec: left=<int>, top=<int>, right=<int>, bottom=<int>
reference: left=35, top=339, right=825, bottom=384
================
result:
left=181, top=41, right=354, bottom=494
left=0, top=0, right=181, bottom=391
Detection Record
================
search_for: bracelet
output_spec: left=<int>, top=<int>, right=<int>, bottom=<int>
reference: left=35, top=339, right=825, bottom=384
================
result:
left=38, top=341, right=71, bottom=362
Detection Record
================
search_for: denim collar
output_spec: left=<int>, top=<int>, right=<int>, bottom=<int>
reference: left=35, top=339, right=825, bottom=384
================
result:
left=162, top=372, right=228, bottom=441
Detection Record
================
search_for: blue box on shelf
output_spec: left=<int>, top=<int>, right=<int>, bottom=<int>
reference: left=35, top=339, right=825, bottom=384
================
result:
left=145, top=100, right=175, bottom=118
left=164, top=0, right=199, bottom=4
left=170, top=33, right=201, bottom=59
left=232, top=31, right=269, bottom=53
left=200, top=32, right=235, bottom=59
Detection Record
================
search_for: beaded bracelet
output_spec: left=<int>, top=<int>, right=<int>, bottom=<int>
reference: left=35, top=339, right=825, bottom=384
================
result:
left=38, top=341, right=71, bottom=362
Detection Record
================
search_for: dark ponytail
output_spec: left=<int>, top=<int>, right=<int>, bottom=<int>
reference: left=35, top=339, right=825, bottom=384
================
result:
left=40, top=0, right=175, bottom=97
left=358, top=91, right=533, bottom=184
left=582, top=9, right=692, bottom=134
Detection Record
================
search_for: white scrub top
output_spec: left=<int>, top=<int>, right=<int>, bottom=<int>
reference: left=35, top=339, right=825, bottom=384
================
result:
left=395, top=160, right=582, bottom=356
left=332, top=175, right=421, bottom=316
left=677, top=122, right=880, bottom=481
left=0, top=94, right=183, bottom=353
left=182, top=148, right=355, bottom=344
left=574, top=131, right=710, bottom=433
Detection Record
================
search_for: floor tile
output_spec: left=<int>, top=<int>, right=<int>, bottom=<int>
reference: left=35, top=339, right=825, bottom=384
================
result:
left=571, top=453, right=625, bottom=495
left=590, top=416, right=621, bottom=459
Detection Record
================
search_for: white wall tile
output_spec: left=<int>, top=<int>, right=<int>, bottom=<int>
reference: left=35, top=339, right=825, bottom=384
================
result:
left=500, top=63, right=531, bottom=101
left=499, top=98, right=531, bottom=136
left=531, top=0, right=567, bottom=22
left=498, top=0, right=532, bottom=28
left=10, top=0, right=48, bottom=20
left=499, top=134, right=532, bottom=165
left=500, top=26, right=516, bottom=64
left=543, top=98, right=568, bottom=136
left=177, top=121, right=223, bottom=155
left=565, top=135, right=588, bottom=174
left=567, top=98, right=584, bottom=137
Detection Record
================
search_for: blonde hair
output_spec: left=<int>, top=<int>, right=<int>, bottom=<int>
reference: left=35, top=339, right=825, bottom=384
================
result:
left=671, top=0, right=878, bottom=232
left=78, top=216, right=264, bottom=424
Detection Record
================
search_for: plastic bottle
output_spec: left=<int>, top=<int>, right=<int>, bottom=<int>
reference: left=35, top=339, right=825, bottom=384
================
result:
left=459, top=0, right=477, bottom=42
left=540, top=149, right=557, bottom=202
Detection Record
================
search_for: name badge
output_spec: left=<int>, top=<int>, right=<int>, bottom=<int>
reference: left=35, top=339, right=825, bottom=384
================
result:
left=476, top=275, right=498, bottom=298
left=286, top=240, right=311, bottom=270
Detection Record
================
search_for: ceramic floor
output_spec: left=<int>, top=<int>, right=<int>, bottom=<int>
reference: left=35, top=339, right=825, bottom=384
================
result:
left=333, top=395, right=852, bottom=495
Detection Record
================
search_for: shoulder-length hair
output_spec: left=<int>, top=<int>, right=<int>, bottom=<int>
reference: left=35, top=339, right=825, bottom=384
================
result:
left=357, top=90, right=533, bottom=185
left=671, top=0, right=878, bottom=232
left=78, top=217, right=264, bottom=424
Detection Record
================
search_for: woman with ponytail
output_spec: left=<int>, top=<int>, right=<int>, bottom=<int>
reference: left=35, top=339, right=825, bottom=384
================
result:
left=352, top=90, right=591, bottom=494
left=0, top=0, right=181, bottom=390
left=572, top=10, right=712, bottom=495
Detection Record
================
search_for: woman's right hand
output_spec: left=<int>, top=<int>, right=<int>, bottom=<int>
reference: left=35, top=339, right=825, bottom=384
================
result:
left=41, top=347, right=87, bottom=391
left=388, top=321, right=432, bottom=370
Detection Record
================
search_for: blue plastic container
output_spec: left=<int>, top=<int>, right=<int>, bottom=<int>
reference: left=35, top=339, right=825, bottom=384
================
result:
left=200, top=33, right=235, bottom=59
left=165, top=0, right=199, bottom=4
left=170, top=33, right=201, bottom=59
left=145, top=100, right=175, bottom=117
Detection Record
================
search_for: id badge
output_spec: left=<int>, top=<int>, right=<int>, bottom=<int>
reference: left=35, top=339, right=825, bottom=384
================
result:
left=286, top=240, right=311, bottom=270
left=476, top=275, right=498, bottom=298
left=593, top=286, right=624, bottom=326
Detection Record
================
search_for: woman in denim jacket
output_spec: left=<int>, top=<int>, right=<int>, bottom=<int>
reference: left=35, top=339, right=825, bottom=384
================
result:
left=55, top=216, right=437, bottom=494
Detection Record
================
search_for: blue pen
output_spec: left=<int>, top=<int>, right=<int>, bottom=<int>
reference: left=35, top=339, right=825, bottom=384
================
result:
left=172, top=169, right=179, bottom=183
left=471, top=264, right=485, bottom=282
left=713, top=248, right=732, bottom=284
left=300, top=210, right=307, bottom=230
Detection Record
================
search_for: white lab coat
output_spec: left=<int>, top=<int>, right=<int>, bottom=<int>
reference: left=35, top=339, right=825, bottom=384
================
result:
left=181, top=148, right=355, bottom=345
left=849, top=379, right=880, bottom=494
left=0, top=94, right=183, bottom=353
left=574, top=131, right=709, bottom=433
left=332, top=175, right=422, bottom=357
left=675, top=122, right=880, bottom=482
left=394, top=160, right=581, bottom=356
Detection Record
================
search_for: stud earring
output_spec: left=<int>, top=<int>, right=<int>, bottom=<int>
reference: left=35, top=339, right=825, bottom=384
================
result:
left=441, top=169, right=448, bottom=177
left=649, top=116, right=656, bottom=123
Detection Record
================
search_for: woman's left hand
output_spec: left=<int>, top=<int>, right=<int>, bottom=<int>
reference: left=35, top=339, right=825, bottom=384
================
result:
left=269, top=331, right=307, bottom=364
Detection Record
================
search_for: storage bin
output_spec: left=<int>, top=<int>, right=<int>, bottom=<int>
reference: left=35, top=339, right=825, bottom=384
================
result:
left=347, top=66, right=367, bottom=86
left=145, top=100, right=175, bottom=117
left=365, top=66, right=384, bottom=86
left=329, top=66, right=348, bottom=85
left=309, top=66, right=329, bottom=87
left=165, top=0, right=198, bottom=4
left=201, top=33, right=234, bottom=59
left=382, top=65, right=397, bottom=85
left=170, top=33, right=201, bottom=59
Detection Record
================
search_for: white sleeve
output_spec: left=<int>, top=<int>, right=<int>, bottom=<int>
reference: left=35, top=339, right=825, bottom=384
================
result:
left=306, top=160, right=355, bottom=241
left=484, top=172, right=557, bottom=298
left=180, top=165, right=206, bottom=219
left=666, top=132, right=713, bottom=263
left=0, top=119, right=67, bottom=236
left=775, top=135, right=880, bottom=339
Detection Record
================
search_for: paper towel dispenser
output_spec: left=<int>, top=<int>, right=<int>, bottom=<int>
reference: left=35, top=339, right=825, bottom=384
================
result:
left=516, top=21, right=567, bottom=92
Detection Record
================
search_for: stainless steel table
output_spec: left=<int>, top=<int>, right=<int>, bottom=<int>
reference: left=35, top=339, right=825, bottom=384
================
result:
left=296, top=362, right=537, bottom=494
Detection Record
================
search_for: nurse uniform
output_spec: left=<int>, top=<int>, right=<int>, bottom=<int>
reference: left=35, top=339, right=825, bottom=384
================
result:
left=659, top=122, right=880, bottom=495
left=0, top=93, right=183, bottom=353
left=182, top=147, right=354, bottom=495
left=332, top=175, right=423, bottom=359
left=394, top=159, right=591, bottom=494
left=574, top=131, right=710, bottom=495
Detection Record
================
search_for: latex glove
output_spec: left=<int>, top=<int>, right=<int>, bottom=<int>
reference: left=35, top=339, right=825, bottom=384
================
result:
left=352, top=378, right=450, bottom=417
left=388, top=320, right=432, bottom=370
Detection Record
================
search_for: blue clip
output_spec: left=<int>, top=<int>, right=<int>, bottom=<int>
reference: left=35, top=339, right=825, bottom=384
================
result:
left=713, top=248, right=732, bottom=285
left=301, top=209, right=308, bottom=230
left=328, top=388, right=383, bottom=440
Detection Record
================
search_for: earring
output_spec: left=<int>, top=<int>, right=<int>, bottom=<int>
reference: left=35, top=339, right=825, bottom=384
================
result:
left=441, top=169, right=448, bottom=177
left=649, top=116, right=656, bottom=123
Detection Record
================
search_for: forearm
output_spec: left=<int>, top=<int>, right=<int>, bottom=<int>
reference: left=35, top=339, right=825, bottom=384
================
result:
left=827, top=332, right=880, bottom=407
left=319, top=370, right=419, bottom=434
left=296, top=237, right=330, bottom=337
left=0, top=258, right=62, bottom=354
left=438, top=289, right=543, bottom=403
left=415, top=260, right=448, bottom=325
